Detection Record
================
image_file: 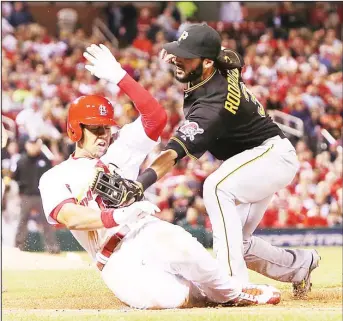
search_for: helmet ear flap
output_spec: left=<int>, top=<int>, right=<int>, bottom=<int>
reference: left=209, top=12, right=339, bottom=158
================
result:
left=68, top=121, right=83, bottom=142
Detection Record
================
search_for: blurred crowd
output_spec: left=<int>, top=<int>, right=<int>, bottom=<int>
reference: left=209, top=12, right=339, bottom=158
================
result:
left=1, top=2, right=342, bottom=248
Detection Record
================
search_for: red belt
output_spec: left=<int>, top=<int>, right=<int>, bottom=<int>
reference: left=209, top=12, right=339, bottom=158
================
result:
left=96, top=233, right=124, bottom=271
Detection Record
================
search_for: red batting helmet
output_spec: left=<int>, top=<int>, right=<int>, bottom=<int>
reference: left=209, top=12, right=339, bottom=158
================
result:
left=67, top=95, right=116, bottom=142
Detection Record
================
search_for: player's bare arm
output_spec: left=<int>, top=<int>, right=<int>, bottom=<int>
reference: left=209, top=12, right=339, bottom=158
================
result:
left=138, top=149, right=178, bottom=190
left=55, top=201, right=160, bottom=231
left=56, top=203, right=109, bottom=230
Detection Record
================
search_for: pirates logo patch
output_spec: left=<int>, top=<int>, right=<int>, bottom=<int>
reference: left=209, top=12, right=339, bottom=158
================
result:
left=179, top=121, right=204, bottom=141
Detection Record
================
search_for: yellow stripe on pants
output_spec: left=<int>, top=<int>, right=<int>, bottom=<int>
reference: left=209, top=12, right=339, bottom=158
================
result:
left=215, top=145, right=274, bottom=276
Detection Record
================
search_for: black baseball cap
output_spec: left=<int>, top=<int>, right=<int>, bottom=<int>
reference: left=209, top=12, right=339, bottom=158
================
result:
left=163, top=23, right=221, bottom=60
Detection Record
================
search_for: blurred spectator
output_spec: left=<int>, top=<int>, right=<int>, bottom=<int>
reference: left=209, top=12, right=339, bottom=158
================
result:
left=132, top=30, right=153, bottom=55
left=305, top=205, right=329, bottom=227
left=15, top=100, right=62, bottom=144
left=160, top=2, right=182, bottom=24
left=156, top=6, right=178, bottom=40
left=57, top=8, right=78, bottom=35
left=13, top=138, right=60, bottom=253
left=2, top=16, right=14, bottom=35
left=266, top=6, right=287, bottom=39
left=266, top=90, right=282, bottom=111
left=280, top=2, right=306, bottom=29
left=105, top=3, right=122, bottom=37
left=176, top=1, right=198, bottom=21
left=2, top=140, right=21, bottom=175
left=119, top=3, right=138, bottom=46
left=2, top=2, right=13, bottom=19
left=137, top=7, right=152, bottom=32
left=327, top=187, right=342, bottom=226
left=8, top=2, right=33, bottom=27
left=310, top=3, right=329, bottom=30
left=259, top=198, right=280, bottom=228
left=219, top=2, right=244, bottom=23
left=285, top=196, right=307, bottom=227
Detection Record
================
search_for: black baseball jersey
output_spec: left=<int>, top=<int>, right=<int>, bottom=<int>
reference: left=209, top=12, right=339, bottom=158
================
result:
left=166, top=68, right=285, bottom=161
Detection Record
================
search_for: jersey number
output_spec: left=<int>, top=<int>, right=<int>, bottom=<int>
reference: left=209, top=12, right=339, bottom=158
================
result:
left=240, top=82, right=266, bottom=117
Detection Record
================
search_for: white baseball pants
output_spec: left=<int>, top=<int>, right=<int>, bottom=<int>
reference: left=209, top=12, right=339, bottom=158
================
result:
left=101, top=219, right=241, bottom=309
left=203, top=135, right=312, bottom=284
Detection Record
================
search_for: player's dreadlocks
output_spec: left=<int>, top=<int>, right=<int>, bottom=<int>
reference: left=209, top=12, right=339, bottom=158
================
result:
left=214, top=48, right=245, bottom=75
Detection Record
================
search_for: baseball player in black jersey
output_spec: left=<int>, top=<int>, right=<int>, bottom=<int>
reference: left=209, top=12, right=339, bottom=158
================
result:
left=107, top=23, right=320, bottom=298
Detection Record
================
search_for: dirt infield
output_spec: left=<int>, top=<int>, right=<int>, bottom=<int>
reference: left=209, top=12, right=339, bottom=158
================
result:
left=2, top=247, right=342, bottom=321
left=4, top=307, right=342, bottom=314
left=2, top=246, right=92, bottom=270
left=3, top=305, right=342, bottom=321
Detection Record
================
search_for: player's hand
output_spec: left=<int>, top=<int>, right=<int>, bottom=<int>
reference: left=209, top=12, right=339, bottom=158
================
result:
left=118, top=179, right=144, bottom=207
left=159, top=48, right=176, bottom=65
left=113, top=201, right=160, bottom=225
left=83, top=44, right=126, bottom=85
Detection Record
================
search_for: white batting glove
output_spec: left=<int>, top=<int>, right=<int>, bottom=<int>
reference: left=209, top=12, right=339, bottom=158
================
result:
left=83, top=44, right=127, bottom=85
left=159, top=48, right=176, bottom=65
left=113, top=201, right=160, bottom=225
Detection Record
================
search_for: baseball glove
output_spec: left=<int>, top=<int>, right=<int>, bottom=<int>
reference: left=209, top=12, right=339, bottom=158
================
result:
left=90, top=169, right=144, bottom=208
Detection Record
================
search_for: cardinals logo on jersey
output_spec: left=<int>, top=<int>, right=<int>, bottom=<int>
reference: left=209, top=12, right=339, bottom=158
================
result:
left=179, top=121, right=204, bottom=141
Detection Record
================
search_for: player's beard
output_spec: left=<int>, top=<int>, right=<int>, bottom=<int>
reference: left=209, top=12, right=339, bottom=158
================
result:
left=174, top=60, right=204, bottom=84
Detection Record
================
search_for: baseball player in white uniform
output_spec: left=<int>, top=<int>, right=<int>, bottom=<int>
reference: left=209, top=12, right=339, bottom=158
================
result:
left=39, top=44, right=281, bottom=309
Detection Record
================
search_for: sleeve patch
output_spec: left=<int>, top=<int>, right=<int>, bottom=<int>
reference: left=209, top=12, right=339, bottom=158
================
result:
left=179, top=121, right=204, bottom=141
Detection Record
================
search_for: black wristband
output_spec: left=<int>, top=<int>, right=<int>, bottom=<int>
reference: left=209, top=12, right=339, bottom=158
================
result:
left=137, top=168, right=158, bottom=191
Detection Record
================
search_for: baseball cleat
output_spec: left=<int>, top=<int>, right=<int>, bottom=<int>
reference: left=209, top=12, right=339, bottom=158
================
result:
left=227, top=284, right=281, bottom=306
left=293, top=249, right=321, bottom=299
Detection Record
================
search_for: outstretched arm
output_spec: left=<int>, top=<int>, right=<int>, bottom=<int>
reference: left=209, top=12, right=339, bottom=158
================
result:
left=84, top=44, right=167, bottom=141
left=118, top=74, right=167, bottom=141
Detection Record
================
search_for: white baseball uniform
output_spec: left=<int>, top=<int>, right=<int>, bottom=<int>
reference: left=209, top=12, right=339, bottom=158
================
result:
left=39, top=118, right=241, bottom=309
left=203, top=135, right=314, bottom=284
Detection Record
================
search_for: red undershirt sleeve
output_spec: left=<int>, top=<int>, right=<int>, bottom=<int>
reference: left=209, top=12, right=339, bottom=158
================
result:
left=118, top=74, right=167, bottom=141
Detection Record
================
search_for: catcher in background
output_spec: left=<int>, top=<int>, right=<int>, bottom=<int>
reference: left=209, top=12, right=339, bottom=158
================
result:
left=110, top=23, right=320, bottom=299
left=39, top=44, right=281, bottom=309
